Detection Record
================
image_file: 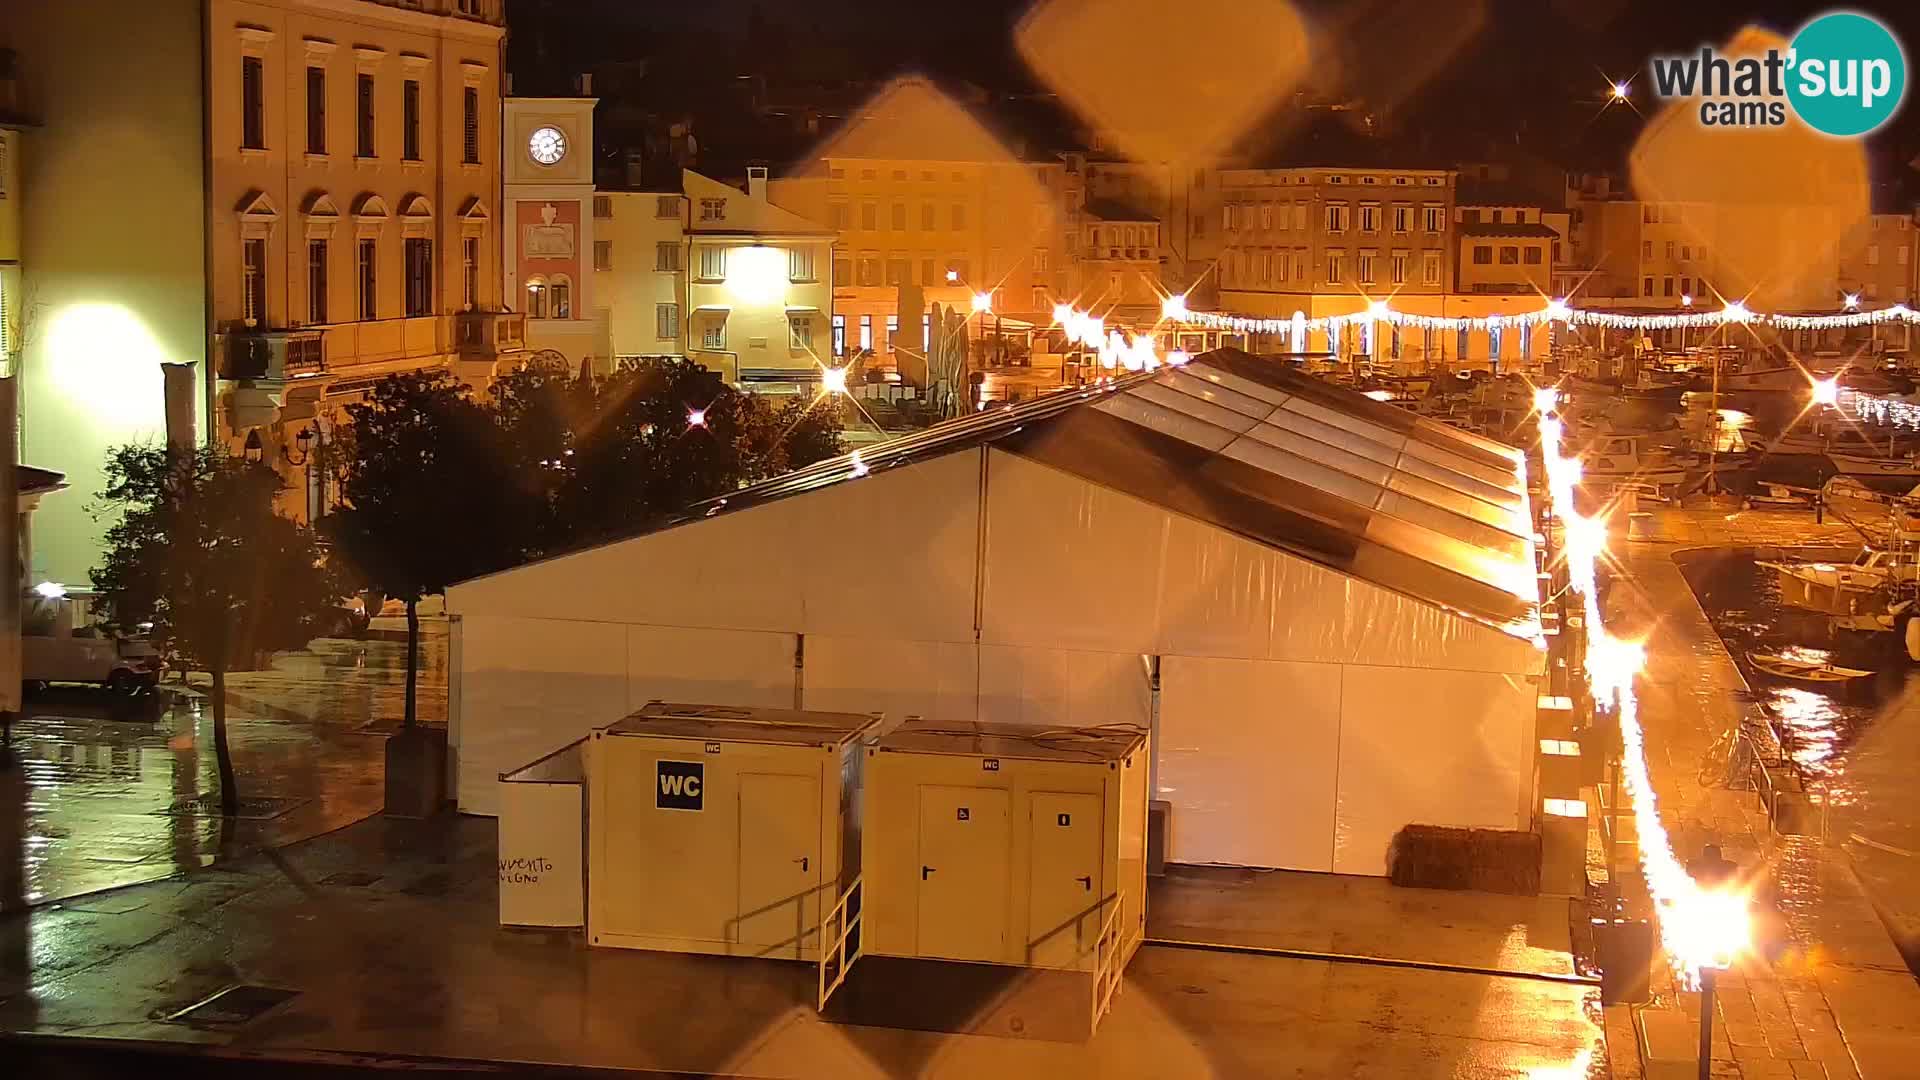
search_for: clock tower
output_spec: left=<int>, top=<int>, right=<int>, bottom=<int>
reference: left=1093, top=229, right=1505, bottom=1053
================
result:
left=503, top=92, right=605, bottom=370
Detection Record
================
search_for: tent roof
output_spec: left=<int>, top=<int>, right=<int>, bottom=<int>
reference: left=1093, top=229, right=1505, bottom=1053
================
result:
left=662, top=348, right=1539, bottom=638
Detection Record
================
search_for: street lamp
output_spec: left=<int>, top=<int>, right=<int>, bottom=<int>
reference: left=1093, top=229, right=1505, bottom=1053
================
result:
left=1680, top=294, right=1692, bottom=353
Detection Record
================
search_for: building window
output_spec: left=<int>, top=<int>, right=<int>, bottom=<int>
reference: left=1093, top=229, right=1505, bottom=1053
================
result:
left=1032, top=248, right=1049, bottom=273
left=698, top=245, right=726, bottom=280
left=890, top=203, right=906, bottom=230
left=656, top=196, right=678, bottom=219
left=1423, top=250, right=1441, bottom=285
left=1359, top=204, right=1379, bottom=232
left=550, top=275, right=572, bottom=319
left=593, top=240, right=612, bottom=271
left=860, top=202, right=878, bottom=230
left=656, top=242, right=682, bottom=272
left=832, top=313, right=846, bottom=355
left=404, top=237, right=432, bottom=317
left=593, top=195, right=613, bottom=219
left=1261, top=204, right=1274, bottom=230
left=789, top=246, right=816, bottom=282
left=1499, top=246, right=1519, bottom=265
left=358, top=238, right=378, bottom=319
left=242, top=57, right=265, bottom=150
left=1325, top=249, right=1345, bottom=283
left=462, top=87, right=479, bottom=164
left=921, top=202, right=936, bottom=230
left=243, top=238, right=267, bottom=325
left=1357, top=250, right=1375, bottom=284
left=833, top=256, right=851, bottom=284
left=457, top=0, right=480, bottom=14
left=1223, top=204, right=1236, bottom=231
left=1643, top=276, right=1654, bottom=296
left=952, top=203, right=966, bottom=229
left=858, top=314, right=872, bottom=351
left=462, top=236, right=479, bottom=309
left=1663, top=276, right=1675, bottom=297
left=656, top=303, right=679, bottom=340
left=886, top=257, right=908, bottom=286
left=356, top=73, right=375, bottom=157
left=1390, top=250, right=1407, bottom=285
left=525, top=277, right=547, bottom=318
left=306, top=67, right=326, bottom=154
left=1325, top=203, right=1348, bottom=232
left=1473, top=245, right=1493, bottom=265
left=1392, top=205, right=1411, bottom=233
left=308, top=240, right=329, bottom=324
left=701, top=318, right=724, bottom=350
left=699, top=198, right=726, bottom=222
left=1867, top=244, right=1880, bottom=266
left=1523, top=247, right=1542, bottom=265
left=789, top=314, right=813, bottom=350
left=402, top=79, right=421, bottom=161
left=919, top=257, right=935, bottom=285
left=859, top=254, right=880, bottom=286
left=830, top=202, right=849, bottom=229
left=1641, top=240, right=1653, bottom=260
left=1423, top=205, right=1444, bottom=232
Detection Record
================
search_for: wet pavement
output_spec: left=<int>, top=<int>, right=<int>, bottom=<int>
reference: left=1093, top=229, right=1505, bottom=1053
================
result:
left=4, top=633, right=445, bottom=908
left=1607, top=503, right=1920, bottom=1078
left=0, top=813, right=1606, bottom=1078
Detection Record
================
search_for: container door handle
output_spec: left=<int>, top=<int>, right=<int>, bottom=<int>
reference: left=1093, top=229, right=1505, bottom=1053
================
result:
left=1076, top=875, right=1092, bottom=891
left=795, top=856, right=809, bottom=872
left=921, top=866, right=935, bottom=880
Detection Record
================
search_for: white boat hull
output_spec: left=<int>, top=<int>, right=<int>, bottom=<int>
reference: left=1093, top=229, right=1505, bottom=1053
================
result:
left=1829, top=452, right=1920, bottom=478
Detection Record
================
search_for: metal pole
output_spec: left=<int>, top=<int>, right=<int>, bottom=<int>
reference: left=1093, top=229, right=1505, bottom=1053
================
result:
left=1698, top=966, right=1717, bottom=1079
left=0, top=376, right=17, bottom=754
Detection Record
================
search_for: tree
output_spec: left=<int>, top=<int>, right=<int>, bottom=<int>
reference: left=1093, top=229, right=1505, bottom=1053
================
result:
left=328, top=371, right=526, bottom=728
left=92, top=445, right=341, bottom=816
left=487, top=357, right=844, bottom=552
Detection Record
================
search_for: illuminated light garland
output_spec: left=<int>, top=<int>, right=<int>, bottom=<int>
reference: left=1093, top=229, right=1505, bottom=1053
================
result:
left=1536, top=397, right=1751, bottom=987
left=1176, top=298, right=1919, bottom=337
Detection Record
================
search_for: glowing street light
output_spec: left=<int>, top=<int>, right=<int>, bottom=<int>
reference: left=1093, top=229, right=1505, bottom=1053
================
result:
left=820, top=366, right=849, bottom=395
left=1532, top=386, right=1560, bottom=414
left=1681, top=294, right=1693, bottom=308
left=1844, top=293, right=1861, bottom=310
left=686, top=408, right=707, bottom=428
left=970, top=292, right=993, bottom=314
left=1161, top=293, right=1189, bottom=320
left=1051, top=302, right=1074, bottom=326
left=1811, top=376, right=1840, bottom=407
left=945, top=269, right=959, bottom=283
left=1611, top=81, right=1630, bottom=101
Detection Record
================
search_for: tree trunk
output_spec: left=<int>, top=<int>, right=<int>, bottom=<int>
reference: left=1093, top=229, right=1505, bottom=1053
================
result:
left=212, top=665, right=238, bottom=817
left=403, top=598, right=419, bottom=729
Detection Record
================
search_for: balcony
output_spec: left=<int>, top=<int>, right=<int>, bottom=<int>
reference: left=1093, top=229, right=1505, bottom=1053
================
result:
left=456, top=309, right=527, bottom=359
left=217, top=327, right=327, bottom=383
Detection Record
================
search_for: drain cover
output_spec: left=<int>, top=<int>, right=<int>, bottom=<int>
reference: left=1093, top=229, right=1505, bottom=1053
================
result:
left=319, top=870, right=382, bottom=888
left=154, top=794, right=310, bottom=821
left=170, top=984, right=300, bottom=1026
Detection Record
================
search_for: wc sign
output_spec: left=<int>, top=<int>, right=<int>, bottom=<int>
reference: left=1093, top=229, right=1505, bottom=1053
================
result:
left=656, top=760, right=704, bottom=811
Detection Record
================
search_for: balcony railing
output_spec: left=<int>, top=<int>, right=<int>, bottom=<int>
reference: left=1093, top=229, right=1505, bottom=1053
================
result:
left=220, top=314, right=474, bottom=382
left=217, top=327, right=327, bottom=382
left=456, top=310, right=527, bottom=358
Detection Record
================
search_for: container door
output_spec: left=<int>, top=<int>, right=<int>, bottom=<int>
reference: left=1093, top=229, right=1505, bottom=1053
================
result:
left=736, top=772, right=821, bottom=957
left=1027, top=792, right=1103, bottom=969
left=915, top=785, right=1009, bottom=962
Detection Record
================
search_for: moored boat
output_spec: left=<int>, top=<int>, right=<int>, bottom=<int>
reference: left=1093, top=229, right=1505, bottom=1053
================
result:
left=1746, top=650, right=1873, bottom=683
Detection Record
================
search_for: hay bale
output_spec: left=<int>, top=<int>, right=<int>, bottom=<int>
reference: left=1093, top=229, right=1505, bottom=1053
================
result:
left=1389, top=824, right=1541, bottom=895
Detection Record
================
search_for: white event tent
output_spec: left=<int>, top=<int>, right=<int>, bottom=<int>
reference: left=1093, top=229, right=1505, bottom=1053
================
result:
left=446, top=349, right=1545, bottom=876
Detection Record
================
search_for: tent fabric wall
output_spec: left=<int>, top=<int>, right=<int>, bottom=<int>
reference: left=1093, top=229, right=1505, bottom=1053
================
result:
left=448, top=449, right=982, bottom=642
left=1157, top=656, right=1535, bottom=876
left=799, top=636, right=978, bottom=724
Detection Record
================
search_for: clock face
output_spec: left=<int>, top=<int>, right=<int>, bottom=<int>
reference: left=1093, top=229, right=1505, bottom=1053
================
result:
left=528, top=126, right=567, bottom=166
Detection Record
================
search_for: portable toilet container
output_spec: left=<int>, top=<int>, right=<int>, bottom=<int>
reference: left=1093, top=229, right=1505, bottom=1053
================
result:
left=586, top=701, right=883, bottom=960
left=823, top=721, right=1148, bottom=1039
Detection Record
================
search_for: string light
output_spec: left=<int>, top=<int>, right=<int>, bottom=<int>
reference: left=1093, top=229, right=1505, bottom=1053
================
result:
left=1178, top=297, right=1920, bottom=336
left=1537, top=407, right=1752, bottom=989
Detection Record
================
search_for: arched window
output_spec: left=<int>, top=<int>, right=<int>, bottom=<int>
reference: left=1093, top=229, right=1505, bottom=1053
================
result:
left=525, top=275, right=548, bottom=319
left=550, top=274, right=572, bottom=319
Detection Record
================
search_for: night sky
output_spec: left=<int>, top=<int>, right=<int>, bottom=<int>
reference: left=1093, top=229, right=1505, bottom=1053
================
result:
left=507, top=0, right=1920, bottom=178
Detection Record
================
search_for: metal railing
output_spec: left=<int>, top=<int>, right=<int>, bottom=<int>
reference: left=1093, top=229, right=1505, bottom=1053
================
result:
left=816, top=875, right=862, bottom=1012
left=1090, top=896, right=1126, bottom=1034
